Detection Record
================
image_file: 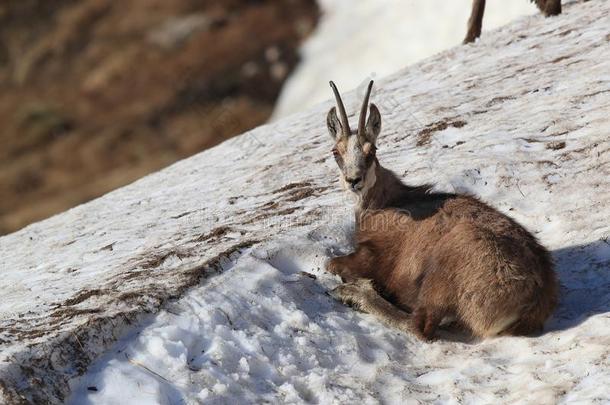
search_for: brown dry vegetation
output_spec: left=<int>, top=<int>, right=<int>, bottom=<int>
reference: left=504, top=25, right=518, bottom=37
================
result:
left=0, top=0, right=318, bottom=235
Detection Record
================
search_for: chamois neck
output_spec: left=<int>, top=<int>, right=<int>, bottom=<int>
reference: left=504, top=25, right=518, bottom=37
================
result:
left=357, top=160, right=435, bottom=214
left=359, top=161, right=402, bottom=211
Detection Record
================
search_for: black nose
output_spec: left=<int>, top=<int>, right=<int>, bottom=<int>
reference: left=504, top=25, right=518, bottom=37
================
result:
left=347, top=177, right=362, bottom=189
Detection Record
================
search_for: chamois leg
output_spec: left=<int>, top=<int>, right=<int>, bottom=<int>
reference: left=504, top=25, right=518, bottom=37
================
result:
left=543, top=0, right=561, bottom=16
left=463, top=0, right=486, bottom=44
left=412, top=306, right=447, bottom=341
left=327, top=244, right=374, bottom=282
left=412, top=265, right=451, bottom=340
left=534, top=0, right=561, bottom=16
left=331, top=279, right=416, bottom=335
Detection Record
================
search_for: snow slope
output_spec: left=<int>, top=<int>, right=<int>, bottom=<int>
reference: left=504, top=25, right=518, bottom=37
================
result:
left=272, top=0, right=539, bottom=119
left=2, top=0, right=610, bottom=403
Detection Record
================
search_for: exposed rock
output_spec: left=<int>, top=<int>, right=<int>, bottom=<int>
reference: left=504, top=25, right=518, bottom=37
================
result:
left=0, top=0, right=319, bottom=235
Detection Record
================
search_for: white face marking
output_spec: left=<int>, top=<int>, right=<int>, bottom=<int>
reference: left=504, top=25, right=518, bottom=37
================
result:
left=344, top=161, right=377, bottom=207
left=343, top=135, right=364, bottom=182
left=338, top=135, right=376, bottom=203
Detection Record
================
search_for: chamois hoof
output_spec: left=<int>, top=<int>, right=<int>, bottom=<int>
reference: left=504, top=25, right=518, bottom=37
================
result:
left=330, top=284, right=359, bottom=307
left=412, top=307, right=442, bottom=342
left=462, top=34, right=478, bottom=45
left=412, top=328, right=437, bottom=343
left=331, top=280, right=374, bottom=311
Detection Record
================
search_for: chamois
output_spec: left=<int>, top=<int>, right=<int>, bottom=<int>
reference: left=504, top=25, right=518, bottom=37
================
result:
left=326, top=81, right=558, bottom=341
left=464, top=0, right=562, bottom=44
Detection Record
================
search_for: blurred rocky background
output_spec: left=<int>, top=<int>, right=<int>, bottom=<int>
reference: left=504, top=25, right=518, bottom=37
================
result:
left=0, top=0, right=540, bottom=235
left=0, top=0, right=318, bottom=235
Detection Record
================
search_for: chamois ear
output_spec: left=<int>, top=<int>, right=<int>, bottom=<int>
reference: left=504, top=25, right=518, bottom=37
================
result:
left=327, top=107, right=343, bottom=141
left=364, top=103, right=381, bottom=145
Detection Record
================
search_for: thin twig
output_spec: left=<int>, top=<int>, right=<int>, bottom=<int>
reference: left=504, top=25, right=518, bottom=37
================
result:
left=125, top=353, right=171, bottom=383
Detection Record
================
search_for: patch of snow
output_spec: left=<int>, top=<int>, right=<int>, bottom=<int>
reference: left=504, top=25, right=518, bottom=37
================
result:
left=2, top=0, right=609, bottom=403
left=69, top=2, right=610, bottom=402
left=69, top=233, right=610, bottom=404
left=273, top=0, right=538, bottom=119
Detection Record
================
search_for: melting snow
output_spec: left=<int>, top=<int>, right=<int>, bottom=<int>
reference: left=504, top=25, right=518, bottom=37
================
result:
left=1, top=0, right=608, bottom=403
left=69, top=1, right=609, bottom=402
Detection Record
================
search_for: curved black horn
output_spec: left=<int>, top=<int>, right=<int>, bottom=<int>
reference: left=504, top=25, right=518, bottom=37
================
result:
left=329, top=81, right=351, bottom=137
left=358, top=80, right=374, bottom=139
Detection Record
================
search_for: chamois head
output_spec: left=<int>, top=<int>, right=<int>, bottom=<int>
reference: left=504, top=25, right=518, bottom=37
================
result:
left=327, top=80, right=382, bottom=195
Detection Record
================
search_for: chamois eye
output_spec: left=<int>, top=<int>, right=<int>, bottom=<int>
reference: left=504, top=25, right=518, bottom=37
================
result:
left=332, top=148, right=339, bottom=156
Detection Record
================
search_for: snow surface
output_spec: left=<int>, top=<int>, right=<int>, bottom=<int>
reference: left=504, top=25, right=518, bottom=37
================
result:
left=2, top=0, right=609, bottom=403
left=273, top=0, right=539, bottom=119
left=68, top=235, right=610, bottom=404
left=66, top=2, right=610, bottom=403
